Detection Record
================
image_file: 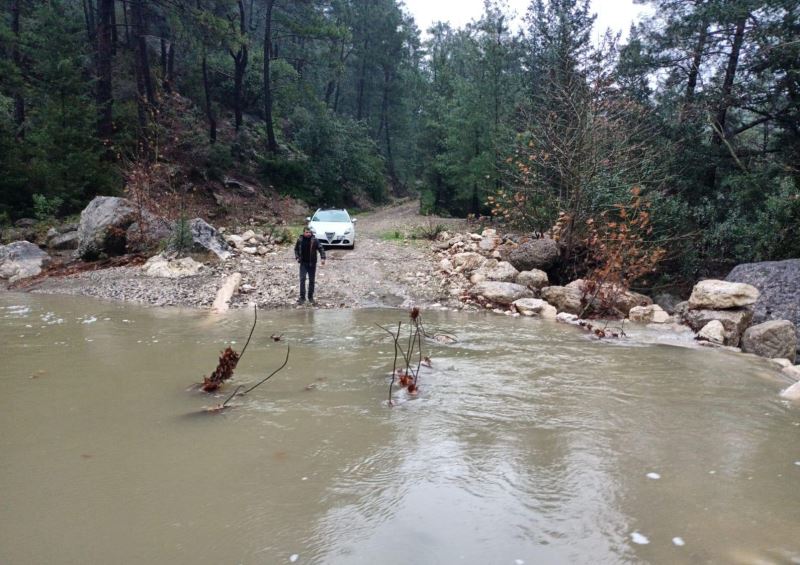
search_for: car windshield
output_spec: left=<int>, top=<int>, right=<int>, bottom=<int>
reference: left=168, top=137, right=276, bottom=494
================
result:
left=312, top=210, right=350, bottom=222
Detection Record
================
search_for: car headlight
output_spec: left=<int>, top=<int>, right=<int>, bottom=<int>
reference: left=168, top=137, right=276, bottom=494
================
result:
left=344, top=228, right=352, bottom=234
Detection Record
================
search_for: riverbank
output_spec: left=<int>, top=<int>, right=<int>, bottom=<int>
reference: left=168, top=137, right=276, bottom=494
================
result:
left=11, top=201, right=467, bottom=311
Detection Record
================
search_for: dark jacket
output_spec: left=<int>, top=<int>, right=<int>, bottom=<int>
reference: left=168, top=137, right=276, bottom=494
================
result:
left=294, top=234, right=326, bottom=264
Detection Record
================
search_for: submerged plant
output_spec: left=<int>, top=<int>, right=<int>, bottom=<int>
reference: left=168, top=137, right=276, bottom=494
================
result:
left=378, top=306, right=443, bottom=406
left=199, top=305, right=257, bottom=392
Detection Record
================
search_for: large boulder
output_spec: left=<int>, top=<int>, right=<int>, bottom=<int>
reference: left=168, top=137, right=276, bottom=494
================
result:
left=726, top=259, right=800, bottom=356
left=780, top=381, right=800, bottom=401
left=688, top=279, right=759, bottom=310
left=506, top=238, right=559, bottom=271
left=174, top=218, right=232, bottom=260
left=614, top=289, right=653, bottom=316
left=516, top=269, right=549, bottom=289
left=698, top=320, right=725, bottom=345
left=513, top=298, right=557, bottom=319
left=0, top=241, right=51, bottom=282
left=47, top=231, right=79, bottom=250
left=485, top=261, right=519, bottom=282
left=126, top=212, right=173, bottom=252
left=682, top=307, right=753, bottom=347
left=142, top=253, right=205, bottom=279
left=452, top=252, right=486, bottom=273
left=470, top=281, right=534, bottom=305
left=740, top=320, right=797, bottom=363
left=541, top=285, right=584, bottom=315
left=479, top=230, right=502, bottom=253
left=76, top=196, right=139, bottom=260
left=629, top=304, right=670, bottom=324
left=654, top=292, right=682, bottom=314
left=565, top=279, right=651, bottom=316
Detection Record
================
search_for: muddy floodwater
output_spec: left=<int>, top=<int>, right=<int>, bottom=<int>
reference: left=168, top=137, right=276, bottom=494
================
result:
left=1, top=293, right=799, bottom=564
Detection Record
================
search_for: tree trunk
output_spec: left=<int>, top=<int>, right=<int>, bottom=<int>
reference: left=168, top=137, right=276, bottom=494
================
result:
left=684, top=20, right=708, bottom=109
left=202, top=55, right=217, bottom=143
left=706, top=13, right=748, bottom=188
left=378, top=67, right=397, bottom=186
left=355, top=0, right=370, bottom=121
left=263, top=0, right=278, bottom=152
left=231, top=0, right=248, bottom=131
left=160, top=38, right=167, bottom=77
left=96, top=0, right=114, bottom=140
left=110, top=0, right=117, bottom=52
left=167, top=42, right=175, bottom=88
left=356, top=38, right=368, bottom=120
left=11, top=0, right=25, bottom=138
left=160, top=39, right=172, bottom=92
left=714, top=15, right=747, bottom=145
left=122, top=0, right=130, bottom=45
left=81, top=0, right=96, bottom=45
left=131, top=0, right=155, bottom=107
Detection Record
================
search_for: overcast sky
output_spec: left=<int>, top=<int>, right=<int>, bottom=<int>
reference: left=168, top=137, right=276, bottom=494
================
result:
left=402, top=0, right=652, bottom=42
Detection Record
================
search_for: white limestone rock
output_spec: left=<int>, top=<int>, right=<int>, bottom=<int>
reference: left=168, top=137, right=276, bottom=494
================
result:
left=689, top=279, right=759, bottom=309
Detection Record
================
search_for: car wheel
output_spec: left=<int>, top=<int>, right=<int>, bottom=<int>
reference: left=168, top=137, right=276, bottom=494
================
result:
left=348, top=241, right=355, bottom=250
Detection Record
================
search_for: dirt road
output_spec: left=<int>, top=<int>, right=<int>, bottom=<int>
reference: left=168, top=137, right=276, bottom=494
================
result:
left=28, top=200, right=466, bottom=310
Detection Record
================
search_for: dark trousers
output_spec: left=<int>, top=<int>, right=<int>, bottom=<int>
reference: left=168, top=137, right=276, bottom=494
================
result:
left=299, top=262, right=317, bottom=300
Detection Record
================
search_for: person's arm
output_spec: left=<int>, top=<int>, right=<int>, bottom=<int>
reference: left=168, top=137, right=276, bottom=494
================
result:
left=294, top=238, right=301, bottom=262
left=317, top=239, right=326, bottom=262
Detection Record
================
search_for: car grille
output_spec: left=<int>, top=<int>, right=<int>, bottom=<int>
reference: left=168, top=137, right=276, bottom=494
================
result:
left=326, top=232, right=335, bottom=242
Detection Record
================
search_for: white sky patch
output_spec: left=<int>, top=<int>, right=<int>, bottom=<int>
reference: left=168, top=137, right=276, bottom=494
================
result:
left=402, top=0, right=652, bottom=42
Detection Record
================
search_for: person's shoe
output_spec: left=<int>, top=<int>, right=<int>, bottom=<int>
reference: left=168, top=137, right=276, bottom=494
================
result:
left=308, top=299, right=316, bottom=306
left=297, top=298, right=306, bottom=305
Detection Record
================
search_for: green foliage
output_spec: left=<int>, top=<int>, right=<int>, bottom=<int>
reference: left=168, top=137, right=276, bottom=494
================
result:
left=32, top=193, right=63, bottom=221
left=259, top=156, right=310, bottom=200
left=291, top=107, right=387, bottom=206
left=205, top=143, right=234, bottom=182
left=0, top=0, right=117, bottom=219
left=170, top=215, right=194, bottom=256
left=412, top=221, right=449, bottom=241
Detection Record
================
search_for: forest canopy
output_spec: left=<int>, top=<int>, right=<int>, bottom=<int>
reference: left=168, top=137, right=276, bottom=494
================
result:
left=1, top=0, right=798, bottom=280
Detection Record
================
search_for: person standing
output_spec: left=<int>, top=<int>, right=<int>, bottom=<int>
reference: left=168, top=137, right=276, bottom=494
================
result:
left=294, top=227, right=326, bottom=304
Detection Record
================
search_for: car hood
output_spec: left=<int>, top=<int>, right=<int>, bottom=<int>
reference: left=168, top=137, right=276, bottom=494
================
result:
left=309, top=221, right=353, bottom=234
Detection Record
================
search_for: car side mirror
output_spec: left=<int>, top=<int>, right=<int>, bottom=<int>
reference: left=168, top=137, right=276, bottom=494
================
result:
left=305, top=217, right=311, bottom=222
left=352, top=218, right=357, bottom=223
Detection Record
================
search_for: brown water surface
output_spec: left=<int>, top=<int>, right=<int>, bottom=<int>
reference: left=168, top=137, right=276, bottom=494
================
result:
left=1, top=293, right=799, bottom=564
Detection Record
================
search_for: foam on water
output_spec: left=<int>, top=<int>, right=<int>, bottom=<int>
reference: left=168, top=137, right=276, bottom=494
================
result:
left=631, top=532, right=650, bottom=545
left=81, top=316, right=98, bottom=324
left=672, top=537, right=685, bottom=546
left=646, top=472, right=661, bottom=480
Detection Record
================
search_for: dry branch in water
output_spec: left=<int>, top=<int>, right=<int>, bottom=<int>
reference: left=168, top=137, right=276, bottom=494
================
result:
left=378, top=307, right=442, bottom=406
left=199, top=305, right=257, bottom=392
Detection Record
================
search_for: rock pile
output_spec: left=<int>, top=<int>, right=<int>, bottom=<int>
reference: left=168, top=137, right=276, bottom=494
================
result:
left=221, top=227, right=284, bottom=257
left=675, top=278, right=798, bottom=366
left=679, top=279, right=758, bottom=347
left=432, top=227, right=653, bottom=320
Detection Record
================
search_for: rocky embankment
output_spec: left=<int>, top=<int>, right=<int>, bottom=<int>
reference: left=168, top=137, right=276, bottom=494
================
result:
left=428, top=226, right=799, bottom=395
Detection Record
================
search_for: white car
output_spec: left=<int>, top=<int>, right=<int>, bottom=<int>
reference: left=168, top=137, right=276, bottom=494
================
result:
left=307, top=208, right=357, bottom=249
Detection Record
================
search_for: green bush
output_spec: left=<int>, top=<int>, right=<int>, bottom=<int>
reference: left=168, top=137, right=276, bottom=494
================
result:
left=32, top=193, right=63, bottom=221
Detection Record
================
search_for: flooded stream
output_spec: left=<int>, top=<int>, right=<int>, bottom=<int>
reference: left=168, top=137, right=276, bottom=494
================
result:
left=1, top=293, right=799, bottom=564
